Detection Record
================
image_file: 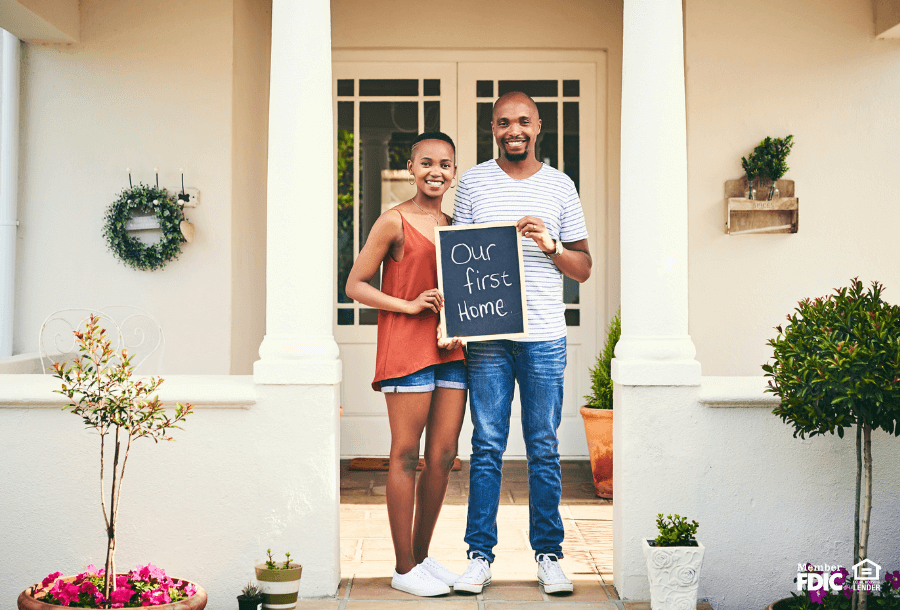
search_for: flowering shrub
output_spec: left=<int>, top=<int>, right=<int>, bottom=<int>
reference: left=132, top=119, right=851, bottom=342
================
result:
left=35, top=564, right=197, bottom=608
left=785, top=564, right=900, bottom=609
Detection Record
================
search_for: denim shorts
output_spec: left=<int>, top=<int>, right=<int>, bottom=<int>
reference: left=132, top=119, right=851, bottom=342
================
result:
left=379, top=360, right=467, bottom=393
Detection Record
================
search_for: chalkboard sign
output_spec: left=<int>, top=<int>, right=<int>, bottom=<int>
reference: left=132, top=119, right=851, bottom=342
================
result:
left=435, top=222, right=528, bottom=342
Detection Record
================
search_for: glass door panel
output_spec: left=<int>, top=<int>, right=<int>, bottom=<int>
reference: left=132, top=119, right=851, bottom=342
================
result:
left=458, top=62, right=600, bottom=456
left=333, top=63, right=457, bottom=341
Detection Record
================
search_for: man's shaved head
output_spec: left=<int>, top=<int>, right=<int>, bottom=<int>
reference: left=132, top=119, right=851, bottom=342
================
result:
left=492, top=91, right=540, bottom=122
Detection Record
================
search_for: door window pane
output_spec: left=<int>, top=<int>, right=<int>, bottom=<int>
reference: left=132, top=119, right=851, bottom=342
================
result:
left=564, top=310, right=580, bottom=326
left=424, top=101, right=441, bottom=132
left=359, top=308, right=379, bottom=325
left=359, top=79, right=418, bottom=96
left=337, top=101, right=355, bottom=303
left=498, top=80, right=557, bottom=97
left=563, top=276, right=579, bottom=304
left=337, top=79, right=354, bottom=96
left=476, top=102, right=494, bottom=164
left=563, top=80, right=580, bottom=97
left=476, top=80, right=494, bottom=98
left=535, top=102, right=557, bottom=168
left=424, top=79, right=440, bottom=96
left=563, top=102, right=580, bottom=190
left=359, top=102, right=418, bottom=292
left=337, top=309, right=354, bottom=325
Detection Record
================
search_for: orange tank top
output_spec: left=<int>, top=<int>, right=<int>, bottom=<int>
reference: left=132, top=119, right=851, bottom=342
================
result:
left=372, top=210, right=465, bottom=390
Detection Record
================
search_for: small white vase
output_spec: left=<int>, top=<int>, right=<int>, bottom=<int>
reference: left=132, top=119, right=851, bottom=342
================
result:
left=642, top=538, right=705, bottom=610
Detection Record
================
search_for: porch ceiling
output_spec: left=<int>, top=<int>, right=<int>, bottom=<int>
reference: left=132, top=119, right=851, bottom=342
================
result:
left=0, top=0, right=79, bottom=43
left=875, top=0, right=900, bottom=38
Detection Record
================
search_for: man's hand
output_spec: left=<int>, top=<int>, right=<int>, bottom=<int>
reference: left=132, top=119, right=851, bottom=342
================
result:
left=516, top=216, right=555, bottom=253
left=437, top=325, right=463, bottom=351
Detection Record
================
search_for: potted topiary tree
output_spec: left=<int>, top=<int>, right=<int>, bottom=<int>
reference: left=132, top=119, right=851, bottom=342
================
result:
left=643, top=514, right=704, bottom=610
left=581, top=309, right=620, bottom=498
left=763, top=279, right=900, bottom=610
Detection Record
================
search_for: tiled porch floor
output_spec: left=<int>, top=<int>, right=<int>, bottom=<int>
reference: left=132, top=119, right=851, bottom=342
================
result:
left=287, top=459, right=710, bottom=610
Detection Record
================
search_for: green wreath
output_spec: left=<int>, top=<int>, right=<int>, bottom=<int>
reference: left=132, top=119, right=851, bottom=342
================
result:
left=103, top=184, right=186, bottom=271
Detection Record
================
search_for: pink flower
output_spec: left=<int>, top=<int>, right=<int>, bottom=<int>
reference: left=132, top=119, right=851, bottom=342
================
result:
left=887, top=570, right=900, bottom=590
left=184, top=582, right=197, bottom=596
left=110, top=585, right=135, bottom=605
left=809, top=588, right=827, bottom=604
left=843, top=587, right=853, bottom=599
left=55, top=582, right=81, bottom=606
left=41, top=571, right=62, bottom=587
left=833, top=567, right=849, bottom=586
left=80, top=580, right=98, bottom=596
left=85, top=564, right=101, bottom=576
left=116, top=574, right=130, bottom=588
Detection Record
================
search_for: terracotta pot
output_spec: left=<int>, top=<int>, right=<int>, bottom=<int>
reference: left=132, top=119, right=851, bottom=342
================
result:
left=255, top=563, right=302, bottom=610
left=17, top=576, right=207, bottom=610
left=580, top=405, right=612, bottom=498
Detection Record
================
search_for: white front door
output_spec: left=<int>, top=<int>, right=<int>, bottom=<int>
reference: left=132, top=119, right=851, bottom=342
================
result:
left=336, top=60, right=600, bottom=458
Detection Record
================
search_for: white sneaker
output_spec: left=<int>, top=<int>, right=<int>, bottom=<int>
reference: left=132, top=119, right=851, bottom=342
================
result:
left=453, top=556, right=491, bottom=593
left=537, top=553, right=573, bottom=594
left=391, top=564, right=451, bottom=597
left=420, top=557, right=461, bottom=586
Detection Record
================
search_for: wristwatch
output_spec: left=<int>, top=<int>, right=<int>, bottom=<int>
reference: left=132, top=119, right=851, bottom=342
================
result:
left=545, top=239, right=564, bottom=259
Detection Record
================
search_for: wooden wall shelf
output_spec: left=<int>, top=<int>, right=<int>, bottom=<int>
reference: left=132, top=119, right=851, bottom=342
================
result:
left=725, top=178, right=798, bottom=235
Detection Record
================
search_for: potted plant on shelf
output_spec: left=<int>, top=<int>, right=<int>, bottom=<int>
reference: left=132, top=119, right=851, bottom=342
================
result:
left=763, top=279, right=900, bottom=610
left=255, top=550, right=302, bottom=610
left=643, top=514, right=704, bottom=610
left=237, top=582, right=264, bottom=610
left=741, top=134, right=794, bottom=200
left=580, top=309, right=620, bottom=498
left=16, top=315, right=204, bottom=609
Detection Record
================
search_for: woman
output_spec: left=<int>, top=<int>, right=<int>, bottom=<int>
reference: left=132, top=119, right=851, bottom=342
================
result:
left=345, top=132, right=465, bottom=597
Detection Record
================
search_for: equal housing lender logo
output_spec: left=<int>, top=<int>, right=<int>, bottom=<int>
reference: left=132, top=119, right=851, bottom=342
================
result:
left=797, top=559, right=883, bottom=593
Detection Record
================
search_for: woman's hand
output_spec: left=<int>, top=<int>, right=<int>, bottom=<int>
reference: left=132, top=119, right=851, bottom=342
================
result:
left=437, top=325, right=462, bottom=351
left=406, top=288, right=444, bottom=315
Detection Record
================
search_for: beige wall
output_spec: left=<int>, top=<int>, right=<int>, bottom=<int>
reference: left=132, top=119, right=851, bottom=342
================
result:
left=685, top=0, right=900, bottom=374
left=230, top=0, right=271, bottom=374
left=15, top=0, right=235, bottom=373
left=331, top=0, right=624, bottom=327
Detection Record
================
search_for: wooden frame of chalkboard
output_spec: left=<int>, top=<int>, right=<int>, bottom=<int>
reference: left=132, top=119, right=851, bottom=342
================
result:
left=435, top=222, right=529, bottom=342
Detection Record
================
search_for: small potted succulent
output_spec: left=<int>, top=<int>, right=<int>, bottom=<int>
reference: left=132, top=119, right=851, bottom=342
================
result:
left=237, top=582, right=264, bottom=610
left=17, top=315, right=203, bottom=609
left=255, top=550, right=302, bottom=610
left=580, top=309, right=619, bottom=498
left=642, top=514, right=704, bottom=610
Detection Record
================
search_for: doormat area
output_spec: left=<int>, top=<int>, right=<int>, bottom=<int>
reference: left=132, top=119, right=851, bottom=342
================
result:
left=348, top=457, right=462, bottom=471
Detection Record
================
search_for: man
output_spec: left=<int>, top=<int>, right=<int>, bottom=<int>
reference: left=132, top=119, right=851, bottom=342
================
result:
left=452, top=91, right=592, bottom=594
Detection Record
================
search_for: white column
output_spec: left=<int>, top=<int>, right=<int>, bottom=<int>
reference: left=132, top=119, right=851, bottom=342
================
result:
left=0, top=31, right=21, bottom=358
left=254, top=0, right=341, bottom=384
left=611, top=0, right=701, bottom=387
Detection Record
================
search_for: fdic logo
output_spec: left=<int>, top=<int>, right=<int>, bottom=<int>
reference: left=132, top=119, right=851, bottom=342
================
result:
left=797, top=560, right=882, bottom=593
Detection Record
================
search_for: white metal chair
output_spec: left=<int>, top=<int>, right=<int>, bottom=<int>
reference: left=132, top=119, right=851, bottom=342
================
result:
left=38, top=306, right=165, bottom=375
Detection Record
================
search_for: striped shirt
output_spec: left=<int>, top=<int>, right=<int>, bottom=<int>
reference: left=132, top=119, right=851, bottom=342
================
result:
left=453, top=160, right=588, bottom=341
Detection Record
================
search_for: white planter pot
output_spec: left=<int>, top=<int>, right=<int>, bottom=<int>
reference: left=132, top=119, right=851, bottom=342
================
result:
left=642, top=538, right=705, bottom=610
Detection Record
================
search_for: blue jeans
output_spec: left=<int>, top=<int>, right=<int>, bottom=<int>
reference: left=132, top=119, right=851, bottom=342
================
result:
left=464, top=338, right=567, bottom=562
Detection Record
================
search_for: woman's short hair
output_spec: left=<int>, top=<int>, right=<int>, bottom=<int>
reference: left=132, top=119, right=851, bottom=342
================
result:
left=410, top=131, right=456, bottom=161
